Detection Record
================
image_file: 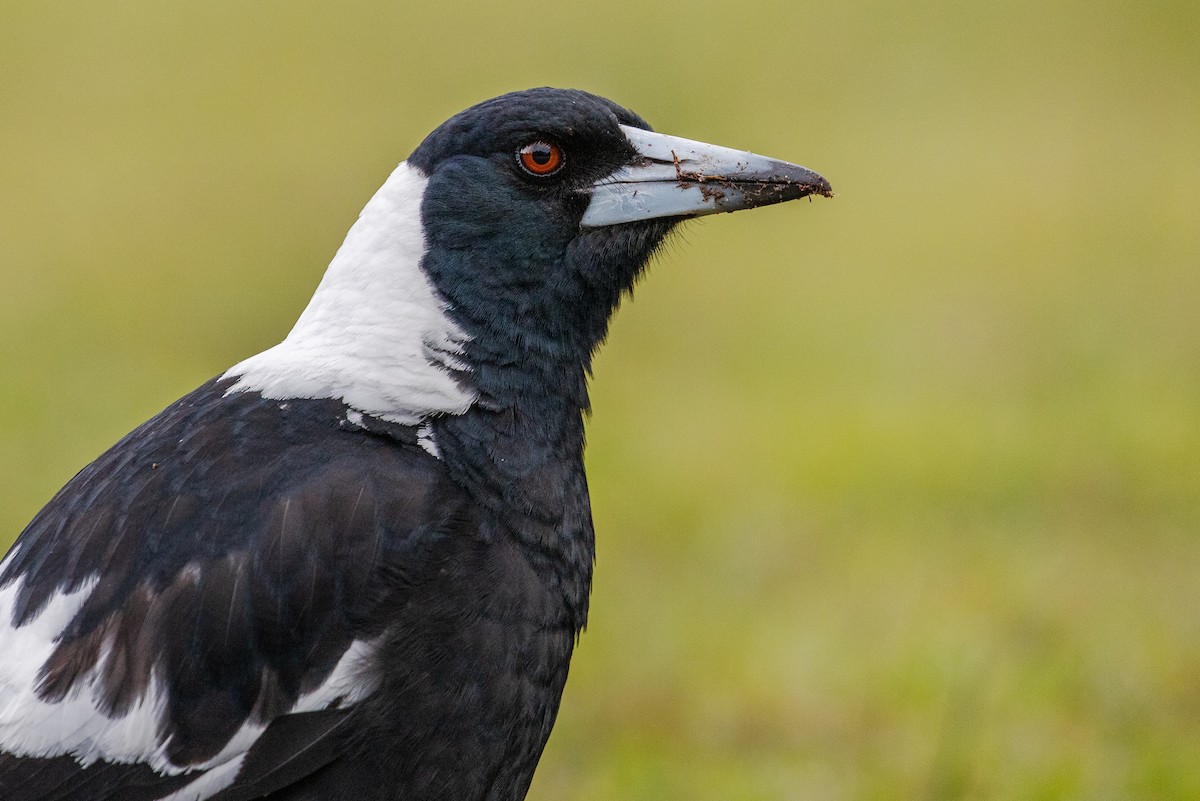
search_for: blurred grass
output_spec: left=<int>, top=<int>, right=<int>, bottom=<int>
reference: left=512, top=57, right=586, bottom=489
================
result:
left=2, top=1, right=1199, bottom=798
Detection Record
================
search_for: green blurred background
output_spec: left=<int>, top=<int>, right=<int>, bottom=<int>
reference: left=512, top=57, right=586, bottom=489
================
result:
left=2, top=1, right=1199, bottom=798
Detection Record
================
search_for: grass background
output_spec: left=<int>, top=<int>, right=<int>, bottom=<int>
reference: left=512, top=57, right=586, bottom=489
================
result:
left=2, top=1, right=1199, bottom=798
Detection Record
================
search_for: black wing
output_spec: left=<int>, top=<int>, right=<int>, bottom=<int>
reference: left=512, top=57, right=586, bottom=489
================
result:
left=0, top=378, right=475, bottom=800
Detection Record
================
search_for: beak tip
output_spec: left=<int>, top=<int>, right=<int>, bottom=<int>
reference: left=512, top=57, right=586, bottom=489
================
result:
left=805, top=179, right=834, bottom=199
left=742, top=165, right=832, bottom=211
left=784, top=164, right=833, bottom=200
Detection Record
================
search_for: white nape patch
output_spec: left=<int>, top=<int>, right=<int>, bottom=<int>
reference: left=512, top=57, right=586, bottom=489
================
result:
left=224, top=162, right=478, bottom=425
left=417, top=421, right=440, bottom=459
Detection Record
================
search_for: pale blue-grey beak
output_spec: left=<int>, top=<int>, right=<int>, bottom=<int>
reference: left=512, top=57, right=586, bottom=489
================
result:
left=581, top=125, right=832, bottom=228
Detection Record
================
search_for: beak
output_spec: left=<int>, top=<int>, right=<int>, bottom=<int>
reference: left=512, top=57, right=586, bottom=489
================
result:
left=581, top=125, right=832, bottom=228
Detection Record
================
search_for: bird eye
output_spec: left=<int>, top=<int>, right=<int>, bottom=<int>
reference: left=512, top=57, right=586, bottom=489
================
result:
left=517, top=140, right=565, bottom=176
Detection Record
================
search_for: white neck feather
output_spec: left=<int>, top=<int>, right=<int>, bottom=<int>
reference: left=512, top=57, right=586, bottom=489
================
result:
left=223, top=162, right=476, bottom=424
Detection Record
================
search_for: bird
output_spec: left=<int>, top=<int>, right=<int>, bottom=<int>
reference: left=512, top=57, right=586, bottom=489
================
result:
left=0, top=87, right=831, bottom=801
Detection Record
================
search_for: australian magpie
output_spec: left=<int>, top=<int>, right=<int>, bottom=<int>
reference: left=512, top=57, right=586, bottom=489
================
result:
left=0, top=87, right=831, bottom=801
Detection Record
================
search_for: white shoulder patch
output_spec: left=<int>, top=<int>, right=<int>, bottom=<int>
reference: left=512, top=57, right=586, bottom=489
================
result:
left=0, top=566, right=380, bottom=785
left=0, top=575, right=168, bottom=767
left=223, top=161, right=478, bottom=425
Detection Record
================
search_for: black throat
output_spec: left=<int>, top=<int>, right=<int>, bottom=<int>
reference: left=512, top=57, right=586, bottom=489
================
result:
left=426, top=291, right=600, bottom=633
left=417, top=166, right=676, bottom=631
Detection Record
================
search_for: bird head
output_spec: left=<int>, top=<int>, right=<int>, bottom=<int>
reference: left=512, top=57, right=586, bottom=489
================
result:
left=409, top=88, right=830, bottom=395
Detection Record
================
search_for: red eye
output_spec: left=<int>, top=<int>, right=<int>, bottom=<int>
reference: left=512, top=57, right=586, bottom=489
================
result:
left=517, top=140, right=564, bottom=176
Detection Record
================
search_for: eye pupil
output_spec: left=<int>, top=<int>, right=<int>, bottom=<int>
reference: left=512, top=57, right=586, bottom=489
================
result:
left=518, top=140, right=564, bottom=176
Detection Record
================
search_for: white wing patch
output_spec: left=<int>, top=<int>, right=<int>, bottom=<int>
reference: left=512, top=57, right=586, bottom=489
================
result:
left=0, top=566, right=380, bottom=791
left=224, top=161, right=478, bottom=425
left=158, top=753, right=247, bottom=801
left=294, top=637, right=380, bottom=713
left=0, top=575, right=166, bottom=766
